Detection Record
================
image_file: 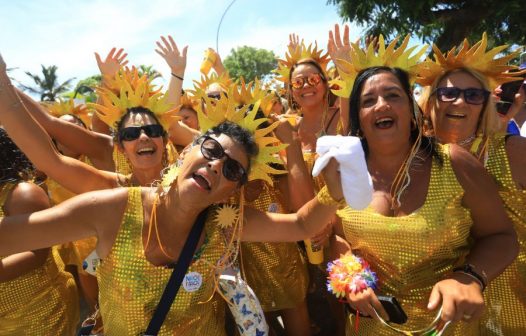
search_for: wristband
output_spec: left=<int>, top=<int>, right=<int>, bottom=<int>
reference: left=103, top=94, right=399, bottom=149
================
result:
left=452, top=264, right=487, bottom=291
left=171, top=72, right=184, bottom=81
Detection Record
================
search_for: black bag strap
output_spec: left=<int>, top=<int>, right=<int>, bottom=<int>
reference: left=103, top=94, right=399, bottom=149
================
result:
left=144, top=207, right=209, bottom=336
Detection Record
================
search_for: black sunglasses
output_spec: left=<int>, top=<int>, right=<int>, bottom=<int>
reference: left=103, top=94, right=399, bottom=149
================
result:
left=199, top=136, right=247, bottom=183
left=434, top=87, right=490, bottom=105
left=291, top=73, right=325, bottom=90
left=118, top=124, right=165, bottom=142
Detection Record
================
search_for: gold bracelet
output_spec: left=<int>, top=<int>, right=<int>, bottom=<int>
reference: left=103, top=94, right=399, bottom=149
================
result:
left=316, top=185, right=345, bottom=208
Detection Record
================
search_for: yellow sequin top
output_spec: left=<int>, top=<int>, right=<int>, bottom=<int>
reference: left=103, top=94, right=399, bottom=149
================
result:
left=0, top=182, right=79, bottom=336
left=303, top=151, right=325, bottom=192
left=337, top=145, right=478, bottom=335
left=241, top=181, right=309, bottom=311
left=97, top=187, right=227, bottom=336
left=480, top=134, right=526, bottom=335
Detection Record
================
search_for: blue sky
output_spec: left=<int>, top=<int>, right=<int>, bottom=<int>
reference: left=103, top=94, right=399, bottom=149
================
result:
left=0, top=0, right=366, bottom=91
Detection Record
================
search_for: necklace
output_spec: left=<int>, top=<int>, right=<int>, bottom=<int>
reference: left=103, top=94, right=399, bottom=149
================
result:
left=457, top=134, right=476, bottom=147
left=145, top=193, right=175, bottom=260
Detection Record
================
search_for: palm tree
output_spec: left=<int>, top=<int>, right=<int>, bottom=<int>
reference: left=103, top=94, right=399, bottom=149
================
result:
left=137, top=65, right=162, bottom=80
left=21, top=65, right=75, bottom=101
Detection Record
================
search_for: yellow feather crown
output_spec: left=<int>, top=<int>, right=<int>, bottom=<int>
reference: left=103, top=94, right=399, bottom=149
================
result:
left=43, top=98, right=92, bottom=128
left=89, top=68, right=179, bottom=131
left=331, top=35, right=428, bottom=98
left=175, top=92, right=200, bottom=113
left=194, top=80, right=287, bottom=184
left=275, top=42, right=331, bottom=83
left=417, top=33, right=523, bottom=89
left=192, top=72, right=232, bottom=92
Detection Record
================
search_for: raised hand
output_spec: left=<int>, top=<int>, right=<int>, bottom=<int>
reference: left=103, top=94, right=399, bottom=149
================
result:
left=328, top=24, right=352, bottom=69
left=95, top=47, right=129, bottom=79
left=288, top=33, right=302, bottom=50
left=155, top=35, right=188, bottom=78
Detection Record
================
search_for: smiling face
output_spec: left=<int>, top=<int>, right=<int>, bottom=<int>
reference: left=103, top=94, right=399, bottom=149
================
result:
left=357, top=71, right=413, bottom=149
left=431, top=70, right=485, bottom=143
left=290, top=63, right=327, bottom=109
left=177, top=133, right=250, bottom=204
left=118, top=112, right=166, bottom=171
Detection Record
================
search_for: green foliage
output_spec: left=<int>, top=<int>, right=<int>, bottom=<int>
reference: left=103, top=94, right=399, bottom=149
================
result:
left=328, top=0, right=526, bottom=51
left=223, top=46, right=278, bottom=82
left=21, top=65, right=75, bottom=102
left=138, top=65, right=162, bottom=80
left=61, top=74, right=102, bottom=103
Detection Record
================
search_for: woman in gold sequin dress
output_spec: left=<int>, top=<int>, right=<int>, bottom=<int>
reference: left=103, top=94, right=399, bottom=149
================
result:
left=240, top=116, right=310, bottom=335
left=278, top=33, right=348, bottom=334
left=331, top=66, right=518, bottom=335
left=0, top=128, right=78, bottom=336
left=0, top=119, right=345, bottom=336
left=418, top=36, right=526, bottom=335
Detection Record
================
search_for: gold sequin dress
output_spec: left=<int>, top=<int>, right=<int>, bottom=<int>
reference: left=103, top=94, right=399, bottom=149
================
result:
left=241, top=181, right=309, bottom=311
left=480, top=134, right=526, bottom=335
left=337, top=145, right=478, bottom=335
left=97, top=187, right=227, bottom=335
left=0, top=182, right=79, bottom=336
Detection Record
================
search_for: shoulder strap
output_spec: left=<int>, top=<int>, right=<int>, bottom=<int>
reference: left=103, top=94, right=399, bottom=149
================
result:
left=144, top=207, right=209, bottom=336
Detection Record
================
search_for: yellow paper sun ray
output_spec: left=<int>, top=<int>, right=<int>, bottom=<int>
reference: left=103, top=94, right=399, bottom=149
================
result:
left=417, top=32, right=524, bottom=89
left=330, top=35, right=429, bottom=98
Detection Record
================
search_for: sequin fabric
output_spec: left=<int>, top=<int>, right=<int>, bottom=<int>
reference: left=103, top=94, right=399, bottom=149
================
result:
left=480, top=134, right=526, bottom=335
left=113, top=145, right=132, bottom=175
left=303, top=151, right=325, bottom=193
left=338, top=145, right=478, bottom=335
left=97, top=187, right=227, bottom=335
left=241, top=181, right=309, bottom=311
left=0, top=182, right=79, bottom=336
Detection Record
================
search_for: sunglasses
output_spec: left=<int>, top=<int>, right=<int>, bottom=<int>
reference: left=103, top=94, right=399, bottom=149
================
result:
left=199, top=136, right=247, bottom=183
left=118, top=124, right=165, bottom=142
left=434, top=87, right=490, bottom=105
left=291, top=73, right=324, bottom=90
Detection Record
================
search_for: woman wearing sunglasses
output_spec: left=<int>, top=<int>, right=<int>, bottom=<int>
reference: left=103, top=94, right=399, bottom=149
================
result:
left=418, top=35, right=526, bottom=335
left=0, top=115, right=348, bottom=335
left=276, top=33, right=348, bottom=334
left=326, top=33, right=518, bottom=334
left=0, top=128, right=79, bottom=336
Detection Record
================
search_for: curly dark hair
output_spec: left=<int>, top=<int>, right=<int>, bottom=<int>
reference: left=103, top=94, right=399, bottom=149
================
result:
left=0, top=128, right=35, bottom=183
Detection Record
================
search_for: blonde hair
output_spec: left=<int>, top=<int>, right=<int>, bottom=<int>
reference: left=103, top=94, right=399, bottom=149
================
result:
left=419, top=68, right=500, bottom=143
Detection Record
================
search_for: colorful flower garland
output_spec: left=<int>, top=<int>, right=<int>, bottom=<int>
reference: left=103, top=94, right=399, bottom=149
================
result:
left=327, top=253, right=378, bottom=298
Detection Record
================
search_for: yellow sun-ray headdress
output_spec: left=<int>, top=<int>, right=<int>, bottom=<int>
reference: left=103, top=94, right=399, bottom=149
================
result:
left=195, top=82, right=287, bottom=184
left=274, top=41, right=331, bottom=83
left=231, top=78, right=275, bottom=116
left=192, top=72, right=232, bottom=92
left=331, top=35, right=428, bottom=98
left=43, top=98, right=92, bottom=128
left=89, top=69, right=179, bottom=131
left=175, top=92, right=200, bottom=113
left=417, top=33, right=524, bottom=89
